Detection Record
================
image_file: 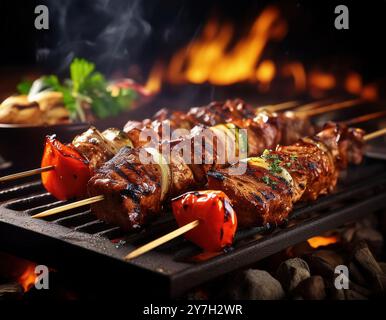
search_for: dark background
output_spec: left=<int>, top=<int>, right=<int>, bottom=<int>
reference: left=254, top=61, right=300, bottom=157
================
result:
left=0, top=0, right=385, bottom=81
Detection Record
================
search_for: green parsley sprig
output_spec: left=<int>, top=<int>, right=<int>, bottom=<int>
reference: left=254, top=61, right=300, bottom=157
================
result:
left=17, top=58, right=137, bottom=122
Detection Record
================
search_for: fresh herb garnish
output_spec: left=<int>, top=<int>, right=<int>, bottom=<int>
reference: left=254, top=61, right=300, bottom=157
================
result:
left=17, top=58, right=137, bottom=121
left=262, top=175, right=277, bottom=189
left=262, top=149, right=283, bottom=174
left=17, top=80, right=33, bottom=95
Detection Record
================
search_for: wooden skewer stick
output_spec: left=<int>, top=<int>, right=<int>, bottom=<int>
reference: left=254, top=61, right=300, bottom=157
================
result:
left=299, top=99, right=362, bottom=117
left=124, top=220, right=200, bottom=260
left=261, top=100, right=299, bottom=112
left=364, top=127, right=386, bottom=141
left=124, top=127, right=386, bottom=260
left=343, top=111, right=386, bottom=126
left=32, top=195, right=105, bottom=219
left=292, top=99, right=335, bottom=112
left=0, top=101, right=298, bottom=185
left=0, top=165, right=55, bottom=183
left=0, top=98, right=363, bottom=185
left=24, top=126, right=386, bottom=261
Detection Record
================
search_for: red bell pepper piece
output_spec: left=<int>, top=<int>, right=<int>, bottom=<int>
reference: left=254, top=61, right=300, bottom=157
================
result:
left=41, top=135, right=91, bottom=200
left=172, top=190, right=237, bottom=252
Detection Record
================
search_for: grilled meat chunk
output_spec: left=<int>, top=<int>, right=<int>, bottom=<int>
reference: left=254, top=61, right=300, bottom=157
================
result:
left=88, top=146, right=196, bottom=230
left=88, top=147, right=164, bottom=230
left=72, top=127, right=116, bottom=171
left=207, top=165, right=293, bottom=228
left=208, top=123, right=365, bottom=228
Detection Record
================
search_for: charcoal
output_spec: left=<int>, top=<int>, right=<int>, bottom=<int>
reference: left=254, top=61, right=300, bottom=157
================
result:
left=276, top=258, right=310, bottom=292
left=352, top=227, right=383, bottom=258
left=351, top=241, right=386, bottom=293
left=294, top=275, right=326, bottom=300
left=228, top=269, right=285, bottom=300
left=305, top=250, right=343, bottom=279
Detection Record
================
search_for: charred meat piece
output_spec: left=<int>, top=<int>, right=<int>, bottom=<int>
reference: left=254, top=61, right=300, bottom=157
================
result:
left=88, top=146, right=196, bottom=231
left=278, top=111, right=315, bottom=145
left=187, top=99, right=257, bottom=126
left=208, top=123, right=365, bottom=228
left=207, top=165, right=293, bottom=228
left=85, top=99, right=320, bottom=231
left=73, top=127, right=116, bottom=171
left=88, top=147, right=164, bottom=230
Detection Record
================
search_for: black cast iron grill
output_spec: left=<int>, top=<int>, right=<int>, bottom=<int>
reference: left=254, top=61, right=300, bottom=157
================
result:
left=1, top=157, right=386, bottom=298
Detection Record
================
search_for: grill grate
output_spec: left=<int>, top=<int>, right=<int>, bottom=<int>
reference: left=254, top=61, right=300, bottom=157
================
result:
left=1, top=157, right=386, bottom=297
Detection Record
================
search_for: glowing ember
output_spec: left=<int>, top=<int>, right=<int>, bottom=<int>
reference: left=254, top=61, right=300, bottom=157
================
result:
left=18, top=263, right=37, bottom=292
left=307, top=236, right=339, bottom=249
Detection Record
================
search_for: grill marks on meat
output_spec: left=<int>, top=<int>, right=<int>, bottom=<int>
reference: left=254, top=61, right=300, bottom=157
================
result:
left=208, top=123, right=365, bottom=228
left=208, top=165, right=293, bottom=228
left=88, top=147, right=197, bottom=230
left=88, top=148, right=163, bottom=230
left=87, top=99, right=317, bottom=231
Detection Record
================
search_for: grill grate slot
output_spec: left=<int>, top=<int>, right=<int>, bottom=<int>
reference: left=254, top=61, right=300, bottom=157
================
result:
left=24, top=200, right=67, bottom=216
left=0, top=181, right=43, bottom=202
left=1, top=159, right=386, bottom=298
left=95, top=226, right=122, bottom=239
left=73, top=220, right=114, bottom=234
left=5, top=192, right=58, bottom=211
left=52, top=210, right=95, bottom=227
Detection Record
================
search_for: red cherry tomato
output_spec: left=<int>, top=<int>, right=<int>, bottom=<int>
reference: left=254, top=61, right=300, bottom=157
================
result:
left=171, top=190, right=237, bottom=252
left=41, top=135, right=91, bottom=200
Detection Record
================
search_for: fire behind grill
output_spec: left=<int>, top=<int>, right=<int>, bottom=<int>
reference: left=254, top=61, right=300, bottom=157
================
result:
left=1, top=158, right=386, bottom=298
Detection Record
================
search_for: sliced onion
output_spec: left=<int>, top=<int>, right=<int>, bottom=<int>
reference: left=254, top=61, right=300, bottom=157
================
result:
left=73, top=127, right=116, bottom=155
left=241, top=156, right=294, bottom=187
left=145, top=148, right=171, bottom=201
left=102, top=128, right=133, bottom=153
left=211, top=124, right=240, bottom=161
left=240, top=157, right=270, bottom=170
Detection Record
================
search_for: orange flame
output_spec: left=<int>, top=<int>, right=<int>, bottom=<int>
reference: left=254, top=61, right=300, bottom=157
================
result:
left=144, top=62, right=164, bottom=94
left=307, top=236, right=339, bottom=249
left=282, top=62, right=307, bottom=92
left=146, top=6, right=286, bottom=90
left=256, top=60, right=276, bottom=84
left=18, top=263, right=37, bottom=292
left=142, top=6, right=377, bottom=99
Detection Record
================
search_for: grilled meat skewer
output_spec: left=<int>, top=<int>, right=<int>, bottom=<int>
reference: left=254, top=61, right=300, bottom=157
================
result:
left=43, top=99, right=313, bottom=200
left=88, top=122, right=364, bottom=232
left=80, top=99, right=312, bottom=171
left=207, top=122, right=365, bottom=228
left=86, top=100, right=317, bottom=231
